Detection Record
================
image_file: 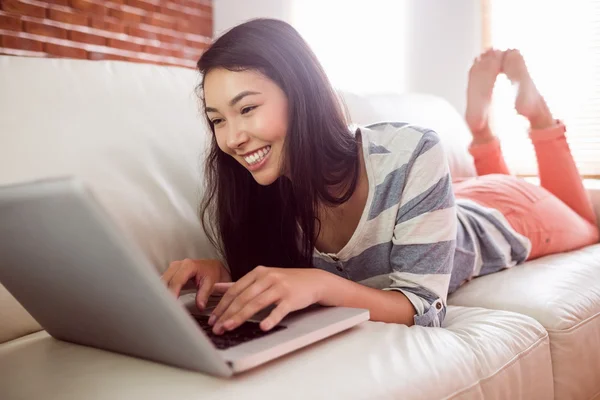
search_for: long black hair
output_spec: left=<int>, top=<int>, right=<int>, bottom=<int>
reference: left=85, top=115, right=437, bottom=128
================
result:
left=197, top=18, right=360, bottom=281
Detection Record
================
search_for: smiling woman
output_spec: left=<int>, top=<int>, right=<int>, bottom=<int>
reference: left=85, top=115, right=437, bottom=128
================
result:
left=196, top=18, right=362, bottom=287
left=160, top=18, right=599, bottom=336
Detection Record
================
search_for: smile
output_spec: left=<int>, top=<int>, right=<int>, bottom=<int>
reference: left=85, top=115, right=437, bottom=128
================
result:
left=243, top=145, right=271, bottom=166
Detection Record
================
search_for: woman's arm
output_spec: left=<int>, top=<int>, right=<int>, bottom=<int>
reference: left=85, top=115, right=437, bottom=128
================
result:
left=209, top=267, right=417, bottom=333
left=317, top=270, right=416, bottom=326
left=383, top=128, right=456, bottom=327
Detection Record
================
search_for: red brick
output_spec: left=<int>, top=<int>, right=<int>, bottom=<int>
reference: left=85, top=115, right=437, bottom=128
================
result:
left=176, top=19, right=190, bottom=32
left=44, top=42, right=87, bottom=58
left=108, top=7, right=142, bottom=23
left=181, top=16, right=211, bottom=37
left=1, top=33, right=44, bottom=51
left=143, top=45, right=169, bottom=56
left=88, top=51, right=127, bottom=61
left=0, top=11, right=22, bottom=31
left=158, top=32, right=185, bottom=46
left=160, top=5, right=183, bottom=18
left=2, top=0, right=47, bottom=18
left=44, top=0, right=70, bottom=6
left=142, top=13, right=176, bottom=30
left=181, top=0, right=196, bottom=7
left=185, top=38, right=206, bottom=50
left=90, top=17, right=126, bottom=33
left=69, top=0, right=107, bottom=16
left=23, top=21, right=68, bottom=39
left=182, top=0, right=211, bottom=14
left=196, top=3, right=211, bottom=15
left=108, top=38, right=142, bottom=52
left=48, top=8, right=88, bottom=26
left=69, top=30, right=106, bottom=46
left=126, top=0, right=158, bottom=13
left=127, top=26, right=157, bottom=40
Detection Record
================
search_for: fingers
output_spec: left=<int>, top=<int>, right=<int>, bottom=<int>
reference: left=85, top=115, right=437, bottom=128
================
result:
left=209, top=268, right=261, bottom=323
left=210, top=268, right=272, bottom=332
left=195, top=275, right=214, bottom=310
left=160, top=261, right=182, bottom=284
left=166, top=259, right=199, bottom=297
left=217, top=287, right=281, bottom=333
left=212, top=282, right=234, bottom=294
left=260, top=302, right=291, bottom=331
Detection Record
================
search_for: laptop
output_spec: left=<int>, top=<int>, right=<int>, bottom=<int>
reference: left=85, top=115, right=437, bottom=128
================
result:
left=0, top=177, right=369, bottom=377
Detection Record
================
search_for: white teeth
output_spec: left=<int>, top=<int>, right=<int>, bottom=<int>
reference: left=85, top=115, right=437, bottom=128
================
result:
left=244, top=146, right=271, bottom=165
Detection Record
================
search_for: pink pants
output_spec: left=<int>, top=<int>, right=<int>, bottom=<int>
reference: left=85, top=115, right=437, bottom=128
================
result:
left=452, top=121, right=599, bottom=260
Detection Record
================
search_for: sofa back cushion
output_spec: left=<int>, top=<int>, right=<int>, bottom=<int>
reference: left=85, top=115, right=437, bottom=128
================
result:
left=339, top=90, right=476, bottom=178
left=0, top=56, right=219, bottom=343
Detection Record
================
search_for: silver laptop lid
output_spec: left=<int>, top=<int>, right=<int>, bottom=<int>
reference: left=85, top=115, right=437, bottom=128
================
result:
left=0, top=177, right=231, bottom=376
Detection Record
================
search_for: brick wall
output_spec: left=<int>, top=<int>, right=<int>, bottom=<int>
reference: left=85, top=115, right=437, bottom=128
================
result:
left=0, top=0, right=212, bottom=68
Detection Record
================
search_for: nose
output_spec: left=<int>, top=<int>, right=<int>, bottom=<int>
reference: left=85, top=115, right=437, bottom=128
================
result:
left=226, top=124, right=249, bottom=150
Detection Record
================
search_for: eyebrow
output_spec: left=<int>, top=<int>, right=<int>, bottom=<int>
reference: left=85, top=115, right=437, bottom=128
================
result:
left=205, top=90, right=261, bottom=113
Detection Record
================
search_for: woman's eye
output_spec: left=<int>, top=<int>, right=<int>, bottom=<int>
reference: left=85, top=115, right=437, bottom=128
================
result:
left=211, top=118, right=223, bottom=125
left=241, top=106, right=257, bottom=114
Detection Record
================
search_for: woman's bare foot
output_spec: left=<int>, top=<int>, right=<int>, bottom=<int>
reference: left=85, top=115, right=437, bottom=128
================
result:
left=465, top=49, right=504, bottom=143
left=502, top=49, right=555, bottom=130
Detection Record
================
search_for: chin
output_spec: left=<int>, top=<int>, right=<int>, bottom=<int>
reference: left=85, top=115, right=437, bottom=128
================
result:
left=252, top=170, right=280, bottom=186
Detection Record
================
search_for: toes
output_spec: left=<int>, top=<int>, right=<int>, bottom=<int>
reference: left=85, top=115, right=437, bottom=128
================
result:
left=503, top=49, right=523, bottom=63
left=469, top=48, right=505, bottom=77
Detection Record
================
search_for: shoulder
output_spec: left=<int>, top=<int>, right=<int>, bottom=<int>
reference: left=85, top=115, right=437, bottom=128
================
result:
left=358, top=122, right=441, bottom=158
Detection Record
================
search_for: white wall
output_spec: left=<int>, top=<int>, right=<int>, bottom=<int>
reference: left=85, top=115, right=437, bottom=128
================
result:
left=405, top=0, right=482, bottom=115
left=213, top=0, right=293, bottom=36
left=212, top=0, right=483, bottom=115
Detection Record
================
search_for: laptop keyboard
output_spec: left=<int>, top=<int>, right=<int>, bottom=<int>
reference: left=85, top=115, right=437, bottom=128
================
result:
left=192, top=315, right=287, bottom=350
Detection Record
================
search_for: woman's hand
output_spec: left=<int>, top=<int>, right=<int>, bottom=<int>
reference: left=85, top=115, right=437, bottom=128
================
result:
left=208, top=266, right=329, bottom=334
left=161, top=258, right=231, bottom=310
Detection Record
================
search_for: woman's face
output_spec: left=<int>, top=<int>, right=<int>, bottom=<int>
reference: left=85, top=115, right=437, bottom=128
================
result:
left=204, top=68, right=288, bottom=186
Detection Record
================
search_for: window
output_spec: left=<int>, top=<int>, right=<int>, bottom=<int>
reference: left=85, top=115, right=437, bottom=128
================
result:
left=487, top=0, right=600, bottom=177
left=291, top=0, right=409, bottom=94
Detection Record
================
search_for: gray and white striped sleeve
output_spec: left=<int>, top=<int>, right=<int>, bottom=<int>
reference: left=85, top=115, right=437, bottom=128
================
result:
left=384, top=129, right=457, bottom=327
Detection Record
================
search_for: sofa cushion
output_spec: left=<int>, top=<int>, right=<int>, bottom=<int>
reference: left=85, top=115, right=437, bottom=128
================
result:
left=0, top=306, right=552, bottom=400
left=449, top=244, right=600, bottom=400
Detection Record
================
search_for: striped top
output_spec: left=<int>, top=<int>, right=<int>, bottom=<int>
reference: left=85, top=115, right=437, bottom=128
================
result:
left=312, top=122, right=531, bottom=327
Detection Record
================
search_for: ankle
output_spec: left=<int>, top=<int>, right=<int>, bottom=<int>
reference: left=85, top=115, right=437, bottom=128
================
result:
left=528, top=107, right=556, bottom=130
left=470, top=125, right=496, bottom=145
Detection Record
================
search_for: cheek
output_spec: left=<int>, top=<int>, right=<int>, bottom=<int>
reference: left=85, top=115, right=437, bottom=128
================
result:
left=262, top=109, right=288, bottom=142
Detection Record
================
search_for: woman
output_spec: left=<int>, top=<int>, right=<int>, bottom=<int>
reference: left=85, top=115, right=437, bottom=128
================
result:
left=161, top=19, right=599, bottom=334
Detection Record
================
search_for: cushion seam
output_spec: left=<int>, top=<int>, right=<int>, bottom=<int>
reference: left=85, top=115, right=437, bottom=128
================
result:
left=546, top=309, right=600, bottom=334
left=443, top=331, right=550, bottom=400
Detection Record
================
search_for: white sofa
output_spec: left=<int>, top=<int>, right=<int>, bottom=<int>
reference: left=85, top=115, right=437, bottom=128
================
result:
left=1, top=55, right=599, bottom=400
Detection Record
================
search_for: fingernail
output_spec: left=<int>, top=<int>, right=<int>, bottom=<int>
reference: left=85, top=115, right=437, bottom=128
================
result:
left=224, top=320, right=234, bottom=330
left=262, top=321, right=272, bottom=331
left=197, top=301, right=205, bottom=310
left=213, top=323, right=222, bottom=334
left=208, top=314, right=216, bottom=325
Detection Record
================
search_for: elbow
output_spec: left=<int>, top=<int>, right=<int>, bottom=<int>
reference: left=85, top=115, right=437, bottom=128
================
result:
left=413, top=299, right=446, bottom=328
